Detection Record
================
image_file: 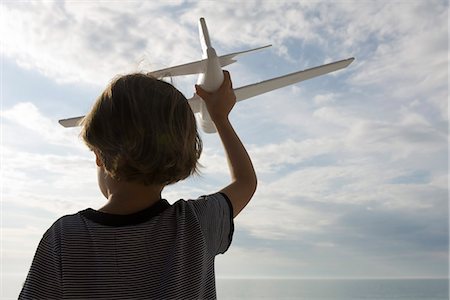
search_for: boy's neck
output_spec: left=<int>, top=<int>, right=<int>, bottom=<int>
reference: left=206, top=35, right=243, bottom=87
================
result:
left=98, top=180, right=164, bottom=215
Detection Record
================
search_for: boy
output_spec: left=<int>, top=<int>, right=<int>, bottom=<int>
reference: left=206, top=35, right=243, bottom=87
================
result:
left=19, top=70, right=257, bottom=299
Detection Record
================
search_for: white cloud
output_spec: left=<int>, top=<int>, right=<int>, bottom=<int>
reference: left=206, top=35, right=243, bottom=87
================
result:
left=249, top=137, right=340, bottom=173
left=2, top=144, right=99, bottom=214
left=313, top=93, right=336, bottom=105
left=236, top=192, right=338, bottom=240
left=1, top=2, right=199, bottom=86
left=0, top=1, right=352, bottom=86
left=180, top=1, right=323, bottom=58
left=1, top=102, right=82, bottom=148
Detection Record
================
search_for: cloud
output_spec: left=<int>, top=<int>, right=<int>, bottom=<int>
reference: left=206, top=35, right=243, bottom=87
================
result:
left=248, top=137, right=340, bottom=173
left=336, top=203, right=449, bottom=257
left=0, top=1, right=356, bottom=86
left=2, top=145, right=99, bottom=216
left=338, top=1, right=447, bottom=120
left=313, top=93, right=336, bottom=105
left=180, top=1, right=324, bottom=58
left=226, top=98, right=447, bottom=242
left=1, top=102, right=82, bottom=148
left=1, top=2, right=199, bottom=86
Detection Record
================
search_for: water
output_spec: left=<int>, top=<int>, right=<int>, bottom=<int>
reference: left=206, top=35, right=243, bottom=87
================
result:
left=216, top=278, right=449, bottom=300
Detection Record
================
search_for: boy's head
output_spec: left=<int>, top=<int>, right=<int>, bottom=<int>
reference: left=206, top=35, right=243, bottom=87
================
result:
left=81, top=73, right=202, bottom=186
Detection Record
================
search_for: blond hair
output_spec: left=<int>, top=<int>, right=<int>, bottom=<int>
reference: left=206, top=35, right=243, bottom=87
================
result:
left=81, top=73, right=202, bottom=185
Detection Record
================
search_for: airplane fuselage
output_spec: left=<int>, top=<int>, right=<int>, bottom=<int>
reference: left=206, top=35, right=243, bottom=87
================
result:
left=196, top=18, right=225, bottom=133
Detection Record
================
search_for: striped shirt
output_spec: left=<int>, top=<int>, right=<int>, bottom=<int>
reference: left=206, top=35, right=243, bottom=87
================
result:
left=19, top=192, right=234, bottom=299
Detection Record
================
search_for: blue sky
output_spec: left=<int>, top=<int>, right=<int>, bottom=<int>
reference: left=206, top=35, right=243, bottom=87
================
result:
left=1, top=0, right=448, bottom=297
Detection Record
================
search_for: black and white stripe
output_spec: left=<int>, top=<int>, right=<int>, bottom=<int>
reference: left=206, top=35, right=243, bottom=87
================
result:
left=19, top=192, right=234, bottom=299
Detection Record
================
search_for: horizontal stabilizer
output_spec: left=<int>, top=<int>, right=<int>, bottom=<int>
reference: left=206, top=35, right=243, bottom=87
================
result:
left=148, top=45, right=271, bottom=78
left=234, top=57, right=355, bottom=102
left=59, top=116, right=83, bottom=127
left=148, top=59, right=206, bottom=78
left=218, top=44, right=272, bottom=67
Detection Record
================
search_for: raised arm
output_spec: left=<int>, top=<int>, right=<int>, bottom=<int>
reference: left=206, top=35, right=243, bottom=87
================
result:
left=195, top=71, right=257, bottom=218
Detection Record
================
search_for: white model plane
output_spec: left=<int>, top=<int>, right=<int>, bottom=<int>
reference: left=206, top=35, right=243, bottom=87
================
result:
left=59, top=18, right=354, bottom=133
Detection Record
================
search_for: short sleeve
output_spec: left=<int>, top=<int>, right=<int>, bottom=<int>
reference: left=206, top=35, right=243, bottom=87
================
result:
left=188, top=192, right=235, bottom=256
left=19, top=226, right=62, bottom=299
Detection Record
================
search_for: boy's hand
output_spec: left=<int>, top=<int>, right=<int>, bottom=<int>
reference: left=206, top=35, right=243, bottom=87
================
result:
left=195, top=70, right=236, bottom=123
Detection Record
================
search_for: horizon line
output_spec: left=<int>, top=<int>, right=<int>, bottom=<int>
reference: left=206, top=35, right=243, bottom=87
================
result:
left=216, top=276, right=449, bottom=280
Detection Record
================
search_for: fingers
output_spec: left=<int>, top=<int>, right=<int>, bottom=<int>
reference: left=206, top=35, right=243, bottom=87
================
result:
left=223, top=70, right=230, bottom=80
left=195, top=84, right=210, bottom=100
left=220, top=70, right=233, bottom=91
left=195, top=70, right=233, bottom=99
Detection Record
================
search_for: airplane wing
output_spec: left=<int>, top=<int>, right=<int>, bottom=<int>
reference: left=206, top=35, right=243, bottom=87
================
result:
left=147, top=45, right=272, bottom=78
left=59, top=116, right=83, bottom=127
left=234, top=57, right=355, bottom=102
left=59, top=57, right=354, bottom=127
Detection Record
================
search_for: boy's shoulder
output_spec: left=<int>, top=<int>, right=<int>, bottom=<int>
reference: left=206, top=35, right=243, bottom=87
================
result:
left=37, top=212, right=79, bottom=245
left=171, top=193, right=231, bottom=212
left=47, top=211, right=80, bottom=231
left=43, top=193, right=230, bottom=234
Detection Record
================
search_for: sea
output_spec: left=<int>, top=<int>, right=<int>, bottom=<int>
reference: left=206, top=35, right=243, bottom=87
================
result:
left=4, top=275, right=448, bottom=299
left=216, top=278, right=449, bottom=300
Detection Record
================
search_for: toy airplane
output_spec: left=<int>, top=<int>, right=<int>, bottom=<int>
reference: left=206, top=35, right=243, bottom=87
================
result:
left=59, top=18, right=354, bottom=133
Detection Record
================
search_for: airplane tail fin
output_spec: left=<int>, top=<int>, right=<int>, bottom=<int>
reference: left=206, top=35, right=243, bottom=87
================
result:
left=199, top=17, right=212, bottom=57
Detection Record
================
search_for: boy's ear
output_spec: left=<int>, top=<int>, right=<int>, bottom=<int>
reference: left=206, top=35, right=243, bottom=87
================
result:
left=93, top=150, right=103, bottom=167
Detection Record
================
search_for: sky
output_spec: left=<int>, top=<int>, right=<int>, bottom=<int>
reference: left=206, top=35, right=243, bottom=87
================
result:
left=0, top=0, right=448, bottom=297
